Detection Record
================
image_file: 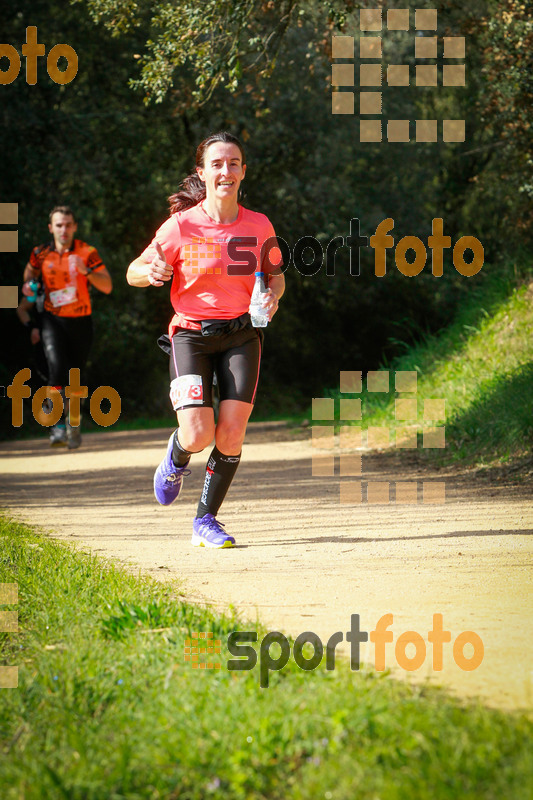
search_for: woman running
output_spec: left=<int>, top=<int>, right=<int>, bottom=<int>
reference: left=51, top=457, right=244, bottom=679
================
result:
left=127, top=132, right=285, bottom=548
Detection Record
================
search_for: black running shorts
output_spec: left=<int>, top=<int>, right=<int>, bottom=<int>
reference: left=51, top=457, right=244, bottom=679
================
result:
left=169, top=326, right=262, bottom=410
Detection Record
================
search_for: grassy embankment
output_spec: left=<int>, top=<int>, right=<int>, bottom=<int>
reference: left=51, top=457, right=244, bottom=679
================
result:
left=329, top=258, right=533, bottom=468
left=1, top=515, right=532, bottom=799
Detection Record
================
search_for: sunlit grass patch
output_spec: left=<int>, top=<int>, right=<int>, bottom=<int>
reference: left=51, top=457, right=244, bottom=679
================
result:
left=1, top=515, right=531, bottom=800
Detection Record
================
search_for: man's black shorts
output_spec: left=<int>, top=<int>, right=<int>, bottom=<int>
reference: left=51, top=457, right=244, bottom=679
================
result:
left=41, top=311, right=93, bottom=386
left=169, top=326, right=262, bottom=410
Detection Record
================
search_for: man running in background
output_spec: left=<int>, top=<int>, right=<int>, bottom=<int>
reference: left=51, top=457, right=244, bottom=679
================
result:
left=23, top=205, right=112, bottom=448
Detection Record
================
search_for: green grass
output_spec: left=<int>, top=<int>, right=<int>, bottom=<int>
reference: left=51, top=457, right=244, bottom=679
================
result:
left=1, top=515, right=532, bottom=799
left=327, top=257, right=533, bottom=467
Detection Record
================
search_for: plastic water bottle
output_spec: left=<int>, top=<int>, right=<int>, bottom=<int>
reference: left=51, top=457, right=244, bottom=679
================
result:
left=249, top=271, right=269, bottom=328
left=22, top=280, right=39, bottom=303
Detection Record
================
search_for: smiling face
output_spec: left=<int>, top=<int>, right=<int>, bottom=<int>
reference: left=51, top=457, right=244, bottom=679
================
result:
left=48, top=212, right=77, bottom=250
left=196, top=142, right=246, bottom=203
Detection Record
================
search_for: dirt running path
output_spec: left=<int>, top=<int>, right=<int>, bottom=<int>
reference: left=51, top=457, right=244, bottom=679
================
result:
left=1, top=424, right=532, bottom=711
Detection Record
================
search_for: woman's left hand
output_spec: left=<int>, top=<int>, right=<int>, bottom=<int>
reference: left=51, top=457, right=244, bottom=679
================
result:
left=262, top=289, right=280, bottom=319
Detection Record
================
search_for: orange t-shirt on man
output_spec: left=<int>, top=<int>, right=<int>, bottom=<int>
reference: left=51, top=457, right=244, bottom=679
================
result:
left=29, top=240, right=106, bottom=318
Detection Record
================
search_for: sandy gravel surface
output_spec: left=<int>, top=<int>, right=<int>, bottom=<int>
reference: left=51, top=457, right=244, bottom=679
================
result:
left=1, top=424, right=531, bottom=711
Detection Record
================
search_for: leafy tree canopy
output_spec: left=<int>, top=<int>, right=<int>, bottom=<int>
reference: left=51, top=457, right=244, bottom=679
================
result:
left=75, top=0, right=304, bottom=104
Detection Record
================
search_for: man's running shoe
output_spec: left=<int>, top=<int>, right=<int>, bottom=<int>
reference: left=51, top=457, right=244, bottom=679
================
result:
left=191, top=514, right=235, bottom=548
left=66, top=420, right=82, bottom=450
left=49, top=423, right=67, bottom=447
left=153, top=432, right=191, bottom=505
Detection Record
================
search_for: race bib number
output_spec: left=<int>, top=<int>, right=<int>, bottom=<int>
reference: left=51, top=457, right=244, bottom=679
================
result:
left=170, top=374, right=204, bottom=409
left=49, top=286, right=77, bottom=308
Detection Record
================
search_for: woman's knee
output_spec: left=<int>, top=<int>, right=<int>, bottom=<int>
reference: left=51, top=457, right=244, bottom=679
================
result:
left=178, top=426, right=214, bottom=452
left=177, top=408, right=215, bottom=452
left=215, top=420, right=247, bottom=453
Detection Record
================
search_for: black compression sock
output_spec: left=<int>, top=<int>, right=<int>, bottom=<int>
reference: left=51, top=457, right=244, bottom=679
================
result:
left=196, top=446, right=241, bottom=518
left=172, top=429, right=193, bottom=467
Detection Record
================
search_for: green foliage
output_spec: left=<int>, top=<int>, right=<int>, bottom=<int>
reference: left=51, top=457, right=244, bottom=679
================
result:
left=455, top=0, right=533, bottom=249
left=2, top=0, right=531, bottom=429
left=0, top=0, right=189, bottom=421
left=100, top=596, right=233, bottom=641
left=343, top=257, right=533, bottom=466
left=77, top=0, right=301, bottom=104
left=1, top=514, right=532, bottom=799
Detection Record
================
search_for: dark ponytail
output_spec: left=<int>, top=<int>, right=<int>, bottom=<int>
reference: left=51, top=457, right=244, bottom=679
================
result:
left=168, top=174, right=206, bottom=214
left=168, top=131, right=245, bottom=214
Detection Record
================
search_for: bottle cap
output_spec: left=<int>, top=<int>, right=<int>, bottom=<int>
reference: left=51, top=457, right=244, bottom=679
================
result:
left=254, top=271, right=264, bottom=277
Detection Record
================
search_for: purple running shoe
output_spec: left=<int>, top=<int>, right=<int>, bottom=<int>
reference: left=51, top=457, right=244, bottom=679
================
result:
left=191, top=514, right=235, bottom=548
left=154, top=432, right=191, bottom=505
